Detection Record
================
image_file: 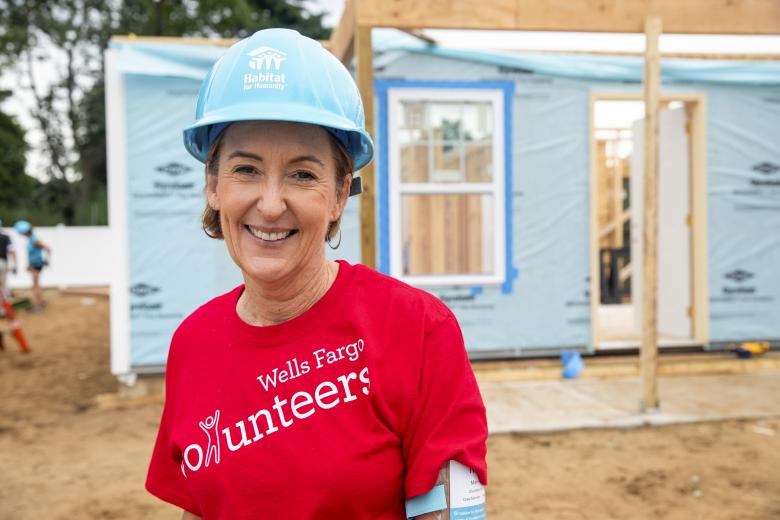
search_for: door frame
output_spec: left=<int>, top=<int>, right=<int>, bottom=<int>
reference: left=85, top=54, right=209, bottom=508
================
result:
left=588, top=92, right=709, bottom=348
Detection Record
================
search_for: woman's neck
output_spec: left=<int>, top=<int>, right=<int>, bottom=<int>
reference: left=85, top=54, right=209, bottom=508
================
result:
left=237, top=259, right=338, bottom=326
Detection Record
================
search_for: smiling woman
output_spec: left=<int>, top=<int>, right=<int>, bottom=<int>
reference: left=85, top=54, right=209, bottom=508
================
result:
left=205, top=121, right=351, bottom=320
left=145, top=28, right=487, bottom=520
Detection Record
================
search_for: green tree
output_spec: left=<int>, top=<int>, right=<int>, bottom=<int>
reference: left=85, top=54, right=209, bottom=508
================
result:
left=0, top=0, right=331, bottom=225
left=0, top=90, right=32, bottom=212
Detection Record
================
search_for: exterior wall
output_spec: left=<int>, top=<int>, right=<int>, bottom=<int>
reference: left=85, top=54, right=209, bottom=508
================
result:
left=373, top=53, right=593, bottom=355
left=703, top=85, right=780, bottom=341
left=104, top=40, right=780, bottom=372
left=368, top=50, right=780, bottom=353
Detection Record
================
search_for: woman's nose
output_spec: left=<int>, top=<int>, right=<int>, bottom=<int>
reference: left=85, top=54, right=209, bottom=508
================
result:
left=255, top=182, right=287, bottom=219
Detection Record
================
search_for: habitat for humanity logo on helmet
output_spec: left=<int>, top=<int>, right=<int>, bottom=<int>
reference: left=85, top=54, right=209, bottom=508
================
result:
left=244, top=46, right=287, bottom=91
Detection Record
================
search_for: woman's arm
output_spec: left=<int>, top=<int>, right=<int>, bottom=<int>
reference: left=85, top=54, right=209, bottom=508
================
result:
left=414, top=464, right=450, bottom=520
left=414, top=462, right=486, bottom=520
left=34, top=240, right=50, bottom=254
left=182, top=511, right=200, bottom=519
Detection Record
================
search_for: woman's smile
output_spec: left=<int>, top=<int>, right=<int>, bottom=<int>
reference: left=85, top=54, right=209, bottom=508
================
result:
left=244, top=225, right=299, bottom=244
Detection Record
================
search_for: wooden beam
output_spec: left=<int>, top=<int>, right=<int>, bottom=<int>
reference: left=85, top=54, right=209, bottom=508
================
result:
left=400, top=29, right=437, bottom=45
left=356, top=0, right=780, bottom=35
left=355, top=25, right=377, bottom=269
left=690, top=97, right=710, bottom=346
left=328, top=0, right=355, bottom=64
left=598, top=210, right=630, bottom=240
left=641, top=16, right=662, bottom=412
left=495, top=48, right=780, bottom=62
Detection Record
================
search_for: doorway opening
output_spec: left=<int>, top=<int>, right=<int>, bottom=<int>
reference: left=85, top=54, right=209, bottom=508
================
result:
left=589, top=94, right=709, bottom=350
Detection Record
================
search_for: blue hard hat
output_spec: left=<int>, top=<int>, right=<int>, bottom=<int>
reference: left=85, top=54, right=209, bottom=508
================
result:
left=183, top=28, right=374, bottom=172
left=14, top=220, right=31, bottom=234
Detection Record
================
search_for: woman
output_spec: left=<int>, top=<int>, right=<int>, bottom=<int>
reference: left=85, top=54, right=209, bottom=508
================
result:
left=146, top=29, right=487, bottom=520
left=13, top=220, right=50, bottom=311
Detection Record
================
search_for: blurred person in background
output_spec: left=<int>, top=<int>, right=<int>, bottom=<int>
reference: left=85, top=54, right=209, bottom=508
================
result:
left=0, top=220, right=16, bottom=300
left=145, top=29, right=487, bottom=520
left=13, top=220, right=51, bottom=312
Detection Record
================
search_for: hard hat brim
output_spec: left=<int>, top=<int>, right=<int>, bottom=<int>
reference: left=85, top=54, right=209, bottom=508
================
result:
left=183, top=102, right=374, bottom=171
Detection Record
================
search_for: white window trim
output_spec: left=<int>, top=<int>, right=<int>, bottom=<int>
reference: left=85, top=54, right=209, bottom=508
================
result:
left=388, top=87, right=506, bottom=286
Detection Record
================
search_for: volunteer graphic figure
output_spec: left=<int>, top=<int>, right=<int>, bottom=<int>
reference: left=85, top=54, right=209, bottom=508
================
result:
left=146, top=29, right=488, bottom=520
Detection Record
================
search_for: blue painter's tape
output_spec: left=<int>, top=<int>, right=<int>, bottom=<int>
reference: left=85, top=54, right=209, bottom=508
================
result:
left=470, top=286, right=484, bottom=296
left=502, top=266, right=520, bottom=295
left=501, top=81, right=516, bottom=295
left=375, top=81, right=391, bottom=274
left=405, top=484, right=447, bottom=518
left=452, top=503, right=487, bottom=519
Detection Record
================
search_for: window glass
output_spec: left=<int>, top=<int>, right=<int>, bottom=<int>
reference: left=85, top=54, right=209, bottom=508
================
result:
left=398, top=100, right=494, bottom=185
left=401, top=193, right=494, bottom=276
left=464, top=143, right=493, bottom=183
left=400, top=143, right=429, bottom=183
left=461, top=102, right=493, bottom=141
left=428, top=103, right=463, bottom=141
left=391, top=89, right=504, bottom=284
left=431, top=140, right=463, bottom=183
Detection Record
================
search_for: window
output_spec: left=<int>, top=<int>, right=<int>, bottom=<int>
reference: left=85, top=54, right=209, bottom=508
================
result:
left=388, top=88, right=506, bottom=285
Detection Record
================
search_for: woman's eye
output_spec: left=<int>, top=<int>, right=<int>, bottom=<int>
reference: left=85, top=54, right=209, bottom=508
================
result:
left=233, top=165, right=257, bottom=175
left=293, top=170, right=316, bottom=181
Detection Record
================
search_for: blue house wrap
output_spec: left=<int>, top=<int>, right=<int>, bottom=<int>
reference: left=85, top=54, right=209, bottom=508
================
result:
left=108, top=30, right=780, bottom=369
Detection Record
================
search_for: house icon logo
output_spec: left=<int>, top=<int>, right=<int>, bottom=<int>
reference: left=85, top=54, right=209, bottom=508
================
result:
left=243, top=47, right=287, bottom=91
left=247, top=47, right=287, bottom=71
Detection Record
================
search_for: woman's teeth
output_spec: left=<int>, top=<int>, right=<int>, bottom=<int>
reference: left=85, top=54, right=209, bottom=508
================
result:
left=247, top=226, right=293, bottom=242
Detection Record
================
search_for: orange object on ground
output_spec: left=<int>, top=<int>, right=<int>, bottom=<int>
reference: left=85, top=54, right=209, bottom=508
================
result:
left=1, top=297, right=30, bottom=353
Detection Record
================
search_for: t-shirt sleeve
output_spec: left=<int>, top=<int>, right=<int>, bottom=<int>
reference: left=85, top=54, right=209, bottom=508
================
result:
left=401, top=314, right=488, bottom=499
left=145, top=399, right=202, bottom=516
left=145, top=329, right=202, bottom=516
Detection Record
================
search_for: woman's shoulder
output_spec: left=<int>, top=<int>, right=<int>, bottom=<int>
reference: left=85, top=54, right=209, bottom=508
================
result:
left=347, top=263, right=454, bottom=328
left=173, top=285, right=242, bottom=340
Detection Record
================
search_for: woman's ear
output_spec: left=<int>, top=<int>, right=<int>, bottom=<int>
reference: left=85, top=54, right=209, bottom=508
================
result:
left=206, top=173, right=220, bottom=211
left=332, top=174, right=352, bottom=220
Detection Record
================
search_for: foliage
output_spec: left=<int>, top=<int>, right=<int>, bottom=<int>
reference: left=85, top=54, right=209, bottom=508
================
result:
left=0, top=0, right=330, bottom=225
left=0, top=90, right=33, bottom=218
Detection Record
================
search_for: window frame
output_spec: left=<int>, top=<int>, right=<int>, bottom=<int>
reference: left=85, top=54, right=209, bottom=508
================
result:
left=387, top=87, right=507, bottom=286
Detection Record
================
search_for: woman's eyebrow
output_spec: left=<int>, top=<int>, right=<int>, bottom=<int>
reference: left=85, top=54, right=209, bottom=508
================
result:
left=225, top=151, right=324, bottom=167
left=289, top=155, right=325, bottom=167
left=227, top=150, right=263, bottom=161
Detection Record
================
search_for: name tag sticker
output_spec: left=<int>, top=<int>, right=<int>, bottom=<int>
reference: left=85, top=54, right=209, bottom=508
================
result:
left=449, top=460, right=486, bottom=519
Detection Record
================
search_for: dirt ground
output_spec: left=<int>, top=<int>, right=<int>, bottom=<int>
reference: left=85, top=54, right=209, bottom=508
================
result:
left=1, top=290, right=778, bottom=519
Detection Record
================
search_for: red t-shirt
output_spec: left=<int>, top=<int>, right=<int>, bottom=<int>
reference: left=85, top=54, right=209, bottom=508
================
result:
left=146, top=261, right=487, bottom=519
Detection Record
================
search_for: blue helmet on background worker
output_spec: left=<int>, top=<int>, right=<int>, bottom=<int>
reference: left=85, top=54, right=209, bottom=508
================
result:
left=183, top=28, right=374, bottom=178
left=14, top=220, right=31, bottom=235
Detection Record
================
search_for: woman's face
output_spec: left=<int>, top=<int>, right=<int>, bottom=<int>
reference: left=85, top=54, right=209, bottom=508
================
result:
left=207, top=120, right=349, bottom=285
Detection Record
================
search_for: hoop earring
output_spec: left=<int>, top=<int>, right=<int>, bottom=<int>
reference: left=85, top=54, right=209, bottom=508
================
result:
left=327, top=228, right=342, bottom=250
